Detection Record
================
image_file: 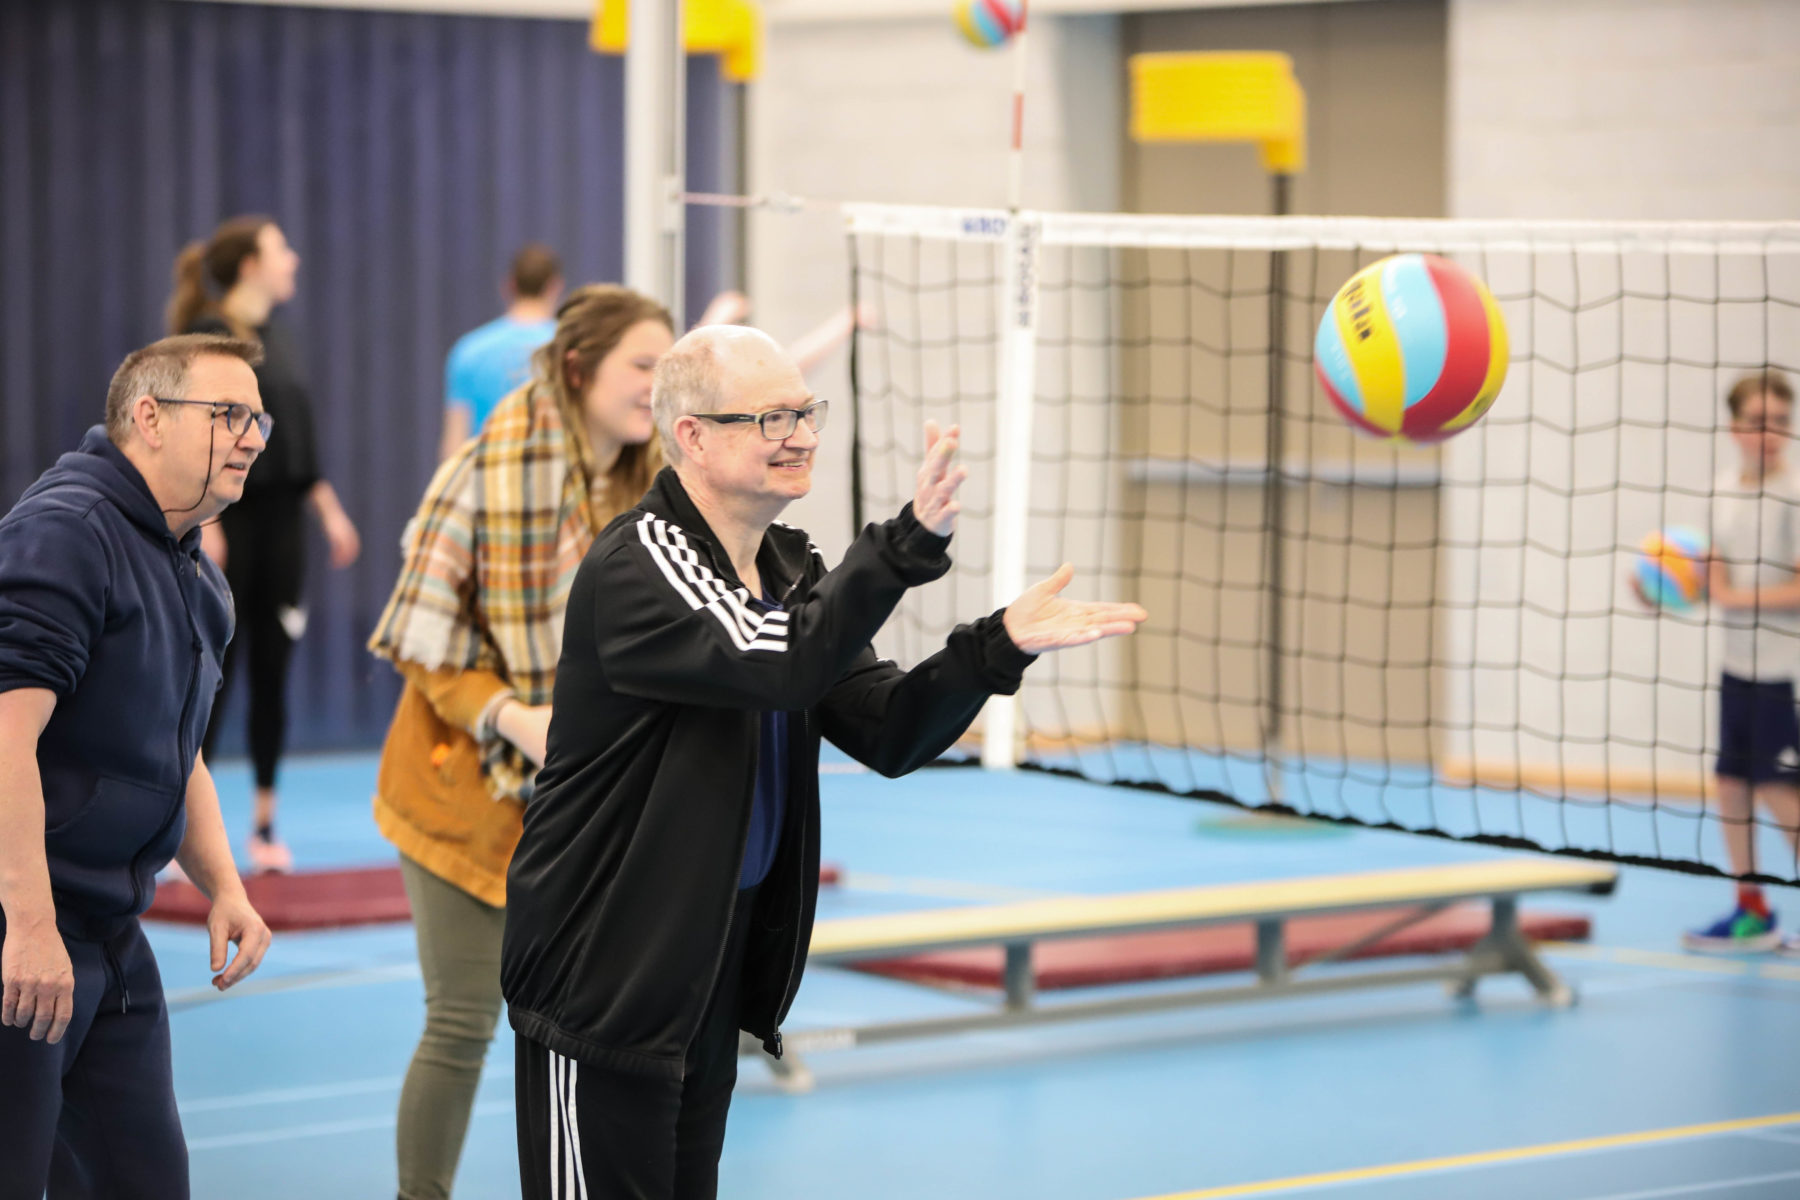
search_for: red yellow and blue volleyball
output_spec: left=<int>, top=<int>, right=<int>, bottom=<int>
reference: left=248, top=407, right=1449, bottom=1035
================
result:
left=1637, top=526, right=1709, bottom=611
left=955, top=0, right=1024, bottom=48
left=1313, top=253, right=1509, bottom=443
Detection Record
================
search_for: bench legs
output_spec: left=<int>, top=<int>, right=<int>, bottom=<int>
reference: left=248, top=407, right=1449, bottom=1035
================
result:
left=1255, top=919, right=1287, bottom=984
left=1003, top=942, right=1034, bottom=1011
left=1452, top=896, right=1576, bottom=1008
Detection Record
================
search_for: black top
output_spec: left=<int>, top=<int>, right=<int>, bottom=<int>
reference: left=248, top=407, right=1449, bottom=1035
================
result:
left=0, top=428, right=233, bottom=941
left=500, top=467, right=1035, bottom=1078
left=187, top=315, right=320, bottom=496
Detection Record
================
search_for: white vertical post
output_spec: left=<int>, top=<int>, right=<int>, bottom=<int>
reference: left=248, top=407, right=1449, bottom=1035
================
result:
left=1005, top=1, right=1029, bottom=211
left=982, top=213, right=1041, bottom=770
left=625, top=0, right=685, bottom=326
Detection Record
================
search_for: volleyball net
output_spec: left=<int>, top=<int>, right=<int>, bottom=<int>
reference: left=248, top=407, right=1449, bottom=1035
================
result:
left=847, top=204, right=1800, bottom=883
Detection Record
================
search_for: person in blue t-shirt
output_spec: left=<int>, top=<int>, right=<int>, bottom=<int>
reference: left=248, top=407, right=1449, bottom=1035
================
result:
left=439, top=244, right=564, bottom=461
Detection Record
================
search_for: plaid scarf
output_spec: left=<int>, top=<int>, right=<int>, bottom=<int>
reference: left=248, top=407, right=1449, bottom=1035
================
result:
left=369, top=384, right=598, bottom=801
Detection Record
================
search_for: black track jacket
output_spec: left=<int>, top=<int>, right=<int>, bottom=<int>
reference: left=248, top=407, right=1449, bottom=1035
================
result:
left=501, top=467, right=1033, bottom=1079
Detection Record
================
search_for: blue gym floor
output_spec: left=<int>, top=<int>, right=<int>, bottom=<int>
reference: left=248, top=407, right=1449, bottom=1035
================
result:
left=153, top=752, right=1800, bottom=1200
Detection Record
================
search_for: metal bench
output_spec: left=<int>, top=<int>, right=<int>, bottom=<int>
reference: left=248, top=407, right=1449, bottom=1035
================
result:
left=748, top=858, right=1618, bottom=1090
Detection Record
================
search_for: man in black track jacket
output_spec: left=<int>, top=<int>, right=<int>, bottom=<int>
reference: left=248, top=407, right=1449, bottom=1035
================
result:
left=501, top=324, right=1146, bottom=1200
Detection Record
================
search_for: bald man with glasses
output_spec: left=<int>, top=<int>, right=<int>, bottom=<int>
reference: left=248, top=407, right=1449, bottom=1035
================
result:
left=501, top=324, right=1146, bottom=1200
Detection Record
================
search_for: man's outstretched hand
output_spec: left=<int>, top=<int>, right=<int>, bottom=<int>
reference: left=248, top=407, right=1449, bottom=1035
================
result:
left=1003, top=564, right=1148, bottom=654
left=914, top=420, right=968, bottom=538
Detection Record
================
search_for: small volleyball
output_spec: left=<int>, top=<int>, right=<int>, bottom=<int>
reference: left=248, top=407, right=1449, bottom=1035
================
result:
left=1313, top=253, right=1509, bottom=443
left=954, top=0, right=1025, bottom=48
left=1637, top=526, right=1710, bottom=611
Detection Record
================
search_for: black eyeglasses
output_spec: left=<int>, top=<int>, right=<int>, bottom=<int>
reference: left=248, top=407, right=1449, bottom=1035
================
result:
left=155, top=398, right=274, bottom=441
left=692, top=400, right=828, bottom=441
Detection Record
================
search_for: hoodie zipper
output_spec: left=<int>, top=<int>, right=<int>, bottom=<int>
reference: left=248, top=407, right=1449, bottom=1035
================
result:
left=129, top=544, right=203, bottom=916
left=102, top=938, right=130, bottom=1014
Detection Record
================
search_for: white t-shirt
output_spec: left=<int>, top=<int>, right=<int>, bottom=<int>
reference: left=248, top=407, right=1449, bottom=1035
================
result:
left=1712, top=467, right=1800, bottom=681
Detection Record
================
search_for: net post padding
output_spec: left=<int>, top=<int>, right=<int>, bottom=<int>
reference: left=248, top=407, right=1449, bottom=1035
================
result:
left=982, top=214, right=1043, bottom=769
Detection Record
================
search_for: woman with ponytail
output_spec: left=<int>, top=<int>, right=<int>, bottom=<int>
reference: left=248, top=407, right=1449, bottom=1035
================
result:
left=367, top=285, right=673, bottom=1200
left=168, top=217, right=361, bottom=873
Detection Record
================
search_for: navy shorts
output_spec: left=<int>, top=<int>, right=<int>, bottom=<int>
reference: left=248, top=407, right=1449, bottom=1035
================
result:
left=1716, top=673, right=1800, bottom=784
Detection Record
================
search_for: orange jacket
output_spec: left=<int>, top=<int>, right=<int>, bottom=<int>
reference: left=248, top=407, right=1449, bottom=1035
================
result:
left=373, top=662, right=519, bottom=907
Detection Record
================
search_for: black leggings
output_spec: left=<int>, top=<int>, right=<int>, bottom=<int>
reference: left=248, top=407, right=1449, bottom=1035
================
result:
left=202, top=492, right=307, bottom=790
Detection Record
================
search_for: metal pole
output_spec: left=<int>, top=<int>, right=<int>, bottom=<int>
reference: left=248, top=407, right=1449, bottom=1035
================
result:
left=984, top=7, right=1034, bottom=770
left=1006, top=1, right=1029, bottom=211
left=1263, top=172, right=1292, bottom=799
left=625, top=0, right=685, bottom=325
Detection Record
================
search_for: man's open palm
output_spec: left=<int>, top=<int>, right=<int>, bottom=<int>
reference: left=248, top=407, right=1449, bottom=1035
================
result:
left=1004, top=564, right=1148, bottom=654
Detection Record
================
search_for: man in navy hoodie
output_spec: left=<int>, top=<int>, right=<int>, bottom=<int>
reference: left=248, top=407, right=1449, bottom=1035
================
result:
left=0, top=333, right=275, bottom=1199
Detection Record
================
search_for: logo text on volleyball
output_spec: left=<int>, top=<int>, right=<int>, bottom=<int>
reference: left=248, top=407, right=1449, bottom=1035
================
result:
left=1344, top=278, right=1376, bottom=342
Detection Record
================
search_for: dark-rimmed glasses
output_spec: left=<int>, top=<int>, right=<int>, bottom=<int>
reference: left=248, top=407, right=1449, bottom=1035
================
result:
left=155, top=397, right=274, bottom=441
left=692, top=400, right=828, bottom=441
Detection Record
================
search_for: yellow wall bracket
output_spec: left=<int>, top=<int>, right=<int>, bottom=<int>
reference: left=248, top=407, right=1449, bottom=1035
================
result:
left=591, top=0, right=763, bottom=84
left=1130, top=51, right=1306, bottom=175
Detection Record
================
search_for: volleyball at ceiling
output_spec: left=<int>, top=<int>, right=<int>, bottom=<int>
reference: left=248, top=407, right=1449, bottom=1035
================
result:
left=955, top=0, right=1024, bottom=48
left=1637, top=526, right=1709, bottom=611
left=1313, top=253, right=1509, bottom=443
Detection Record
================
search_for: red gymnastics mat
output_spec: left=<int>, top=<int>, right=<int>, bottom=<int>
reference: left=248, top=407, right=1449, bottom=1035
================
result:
left=147, top=862, right=846, bottom=931
left=849, top=905, right=1590, bottom=992
left=147, top=866, right=412, bottom=931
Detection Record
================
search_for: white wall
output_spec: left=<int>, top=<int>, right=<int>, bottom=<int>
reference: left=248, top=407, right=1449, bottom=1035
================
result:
left=746, top=13, right=1122, bottom=560
left=1448, top=0, right=1800, bottom=221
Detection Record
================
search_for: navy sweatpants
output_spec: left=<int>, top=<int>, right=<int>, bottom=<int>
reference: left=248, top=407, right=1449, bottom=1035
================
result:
left=0, top=917, right=187, bottom=1200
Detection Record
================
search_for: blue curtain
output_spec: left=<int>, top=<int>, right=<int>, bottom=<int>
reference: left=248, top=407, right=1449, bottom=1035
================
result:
left=0, top=0, right=736, bottom=753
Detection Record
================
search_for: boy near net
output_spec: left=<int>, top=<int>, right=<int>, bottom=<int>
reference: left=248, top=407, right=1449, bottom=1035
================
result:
left=1641, top=371, right=1800, bottom=952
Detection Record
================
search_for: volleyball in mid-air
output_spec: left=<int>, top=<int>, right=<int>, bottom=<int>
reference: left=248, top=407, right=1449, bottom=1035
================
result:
left=954, top=0, right=1024, bottom=48
left=1636, top=526, right=1710, bottom=611
left=1313, top=253, right=1509, bottom=443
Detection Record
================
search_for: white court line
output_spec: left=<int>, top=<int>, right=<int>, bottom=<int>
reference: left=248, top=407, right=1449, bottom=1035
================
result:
left=834, top=871, right=1068, bottom=903
left=187, top=1099, right=513, bottom=1151
left=1572, top=1167, right=1800, bottom=1200
left=179, top=1066, right=516, bottom=1114
left=1541, top=942, right=1800, bottom=984
left=1740, top=1128, right=1800, bottom=1148
left=166, top=962, right=421, bottom=1011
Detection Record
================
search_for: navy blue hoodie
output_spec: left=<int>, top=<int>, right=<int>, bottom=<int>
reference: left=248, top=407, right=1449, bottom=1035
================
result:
left=0, top=427, right=233, bottom=941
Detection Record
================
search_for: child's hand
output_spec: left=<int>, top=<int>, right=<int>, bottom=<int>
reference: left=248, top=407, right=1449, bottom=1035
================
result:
left=1711, top=584, right=1747, bottom=610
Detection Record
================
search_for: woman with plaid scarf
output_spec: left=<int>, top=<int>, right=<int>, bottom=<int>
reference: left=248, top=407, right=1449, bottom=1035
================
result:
left=368, top=285, right=674, bottom=1200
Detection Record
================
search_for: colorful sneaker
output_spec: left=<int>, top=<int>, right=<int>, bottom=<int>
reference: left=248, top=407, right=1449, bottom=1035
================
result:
left=1682, top=906, right=1780, bottom=954
left=247, top=833, right=293, bottom=875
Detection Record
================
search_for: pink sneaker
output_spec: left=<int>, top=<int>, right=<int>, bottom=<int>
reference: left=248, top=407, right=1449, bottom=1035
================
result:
left=247, top=833, right=293, bottom=874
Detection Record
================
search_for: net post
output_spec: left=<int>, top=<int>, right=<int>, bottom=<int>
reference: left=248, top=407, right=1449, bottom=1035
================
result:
left=981, top=213, right=1042, bottom=771
left=1262, top=173, right=1292, bottom=801
left=624, top=0, right=686, bottom=325
left=848, top=233, right=866, bottom=535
